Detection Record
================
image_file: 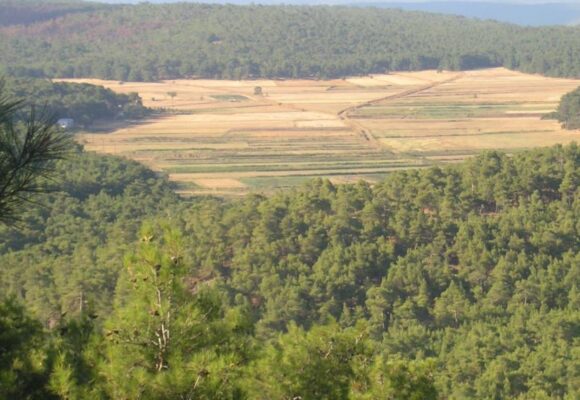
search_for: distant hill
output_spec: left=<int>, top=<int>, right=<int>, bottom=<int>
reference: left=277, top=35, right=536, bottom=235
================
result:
left=359, top=2, right=580, bottom=27
left=0, top=0, right=111, bottom=26
left=90, top=1, right=580, bottom=27
left=1, top=3, right=580, bottom=81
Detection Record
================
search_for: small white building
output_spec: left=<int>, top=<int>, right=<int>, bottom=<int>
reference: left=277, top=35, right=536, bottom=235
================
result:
left=57, top=118, right=75, bottom=130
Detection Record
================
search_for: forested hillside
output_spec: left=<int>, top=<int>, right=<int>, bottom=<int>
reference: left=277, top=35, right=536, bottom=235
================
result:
left=1, top=3, right=580, bottom=81
left=366, top=2, right=580, bottom=27
left=1, top=143, right=578, bottom=398
left=4, top=78, right=150, bottom=127
left=0, top=0, right=109, bottom=26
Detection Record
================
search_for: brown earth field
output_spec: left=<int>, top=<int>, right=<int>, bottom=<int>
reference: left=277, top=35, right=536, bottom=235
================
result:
left=60, top=68, right=580, bottom=196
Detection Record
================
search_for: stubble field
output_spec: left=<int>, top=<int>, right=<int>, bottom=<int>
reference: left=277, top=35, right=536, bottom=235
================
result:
left=62, top=68, right=580, bottom=196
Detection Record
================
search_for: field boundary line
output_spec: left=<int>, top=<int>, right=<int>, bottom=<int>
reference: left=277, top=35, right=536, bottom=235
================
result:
left=337, top=73, right=465, bottom=148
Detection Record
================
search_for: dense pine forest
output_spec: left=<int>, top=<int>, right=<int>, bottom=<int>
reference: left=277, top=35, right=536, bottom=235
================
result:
left=1, top=1, right=580, bottom=81
left=1, top=142, right=578, bottom=399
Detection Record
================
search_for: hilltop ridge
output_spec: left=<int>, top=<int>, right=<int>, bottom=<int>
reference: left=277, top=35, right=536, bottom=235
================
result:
left=1, top=2, right=580, bottom=81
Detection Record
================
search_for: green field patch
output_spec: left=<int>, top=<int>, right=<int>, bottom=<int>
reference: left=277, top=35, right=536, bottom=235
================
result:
left=353, top=103, right=535, bottom=119
left=150, top=152, right=403, bottom=166
left=163, top=160, right=421, bottom=174
left=210, top=94, right=249, bottom=102
left=171, top=181, right=200, bottom=190
left=241, top=169, right=428, bottom=189
left=402, top=148, right=536, bottom=158
left=241, top=176, right=316, bottom=189
left=376, top=130, right=554, bottom=139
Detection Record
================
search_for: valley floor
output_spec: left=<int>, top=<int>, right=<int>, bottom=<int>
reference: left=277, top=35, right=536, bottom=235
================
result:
left=62, top=68, right=580, bottom=196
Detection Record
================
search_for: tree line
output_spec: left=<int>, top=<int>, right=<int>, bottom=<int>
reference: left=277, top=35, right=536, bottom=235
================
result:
left=1, top=3, right=580, bottom=81
left=552, top=86, right=580, bottom=130
left=4, top=77, right=150, bottom=127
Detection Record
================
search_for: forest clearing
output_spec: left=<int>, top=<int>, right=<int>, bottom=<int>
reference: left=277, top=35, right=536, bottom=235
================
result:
left=64, top=68, right=580, bottom=196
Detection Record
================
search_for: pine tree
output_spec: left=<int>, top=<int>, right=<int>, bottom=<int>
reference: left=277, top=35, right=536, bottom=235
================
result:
left=433, top=282, right=471, bottom=327
left=248, top=322, right=368, bottom=400
left=356, top=356, right=438, bottom=400
left=98, top=223, right=249, bottom=399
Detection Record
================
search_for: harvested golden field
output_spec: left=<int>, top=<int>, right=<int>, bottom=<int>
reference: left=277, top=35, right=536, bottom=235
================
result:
left=62, top=68, right=580, bottom=196
left=352, top=69, right=580, bottom=158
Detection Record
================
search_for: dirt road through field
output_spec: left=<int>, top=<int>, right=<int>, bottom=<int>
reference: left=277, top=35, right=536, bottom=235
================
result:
left=337, top=73, right=465, bottom=146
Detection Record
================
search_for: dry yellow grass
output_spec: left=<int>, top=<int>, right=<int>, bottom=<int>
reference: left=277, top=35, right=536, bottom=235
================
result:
left=380, top=129, right=580, bottom=153
left=60, top=68, right=580, bottom=196
left=354, top=68, right=580, bottom=156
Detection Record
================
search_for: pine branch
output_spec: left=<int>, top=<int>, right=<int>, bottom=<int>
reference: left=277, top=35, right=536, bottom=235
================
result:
left=0, top=86, right=72, bottom=224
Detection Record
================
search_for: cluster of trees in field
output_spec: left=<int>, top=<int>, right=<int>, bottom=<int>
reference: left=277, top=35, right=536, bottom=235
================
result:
left=5, top=77, right=150, bottom=127
left=554, top=87, right=580, bottom=130
left=1, top=3, right=580, bottom=81
left=1, top=141, right=578, bottom=398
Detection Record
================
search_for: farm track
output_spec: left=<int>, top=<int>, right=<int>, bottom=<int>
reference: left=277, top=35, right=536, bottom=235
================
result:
left=337, top=73, right=466, bottom=147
